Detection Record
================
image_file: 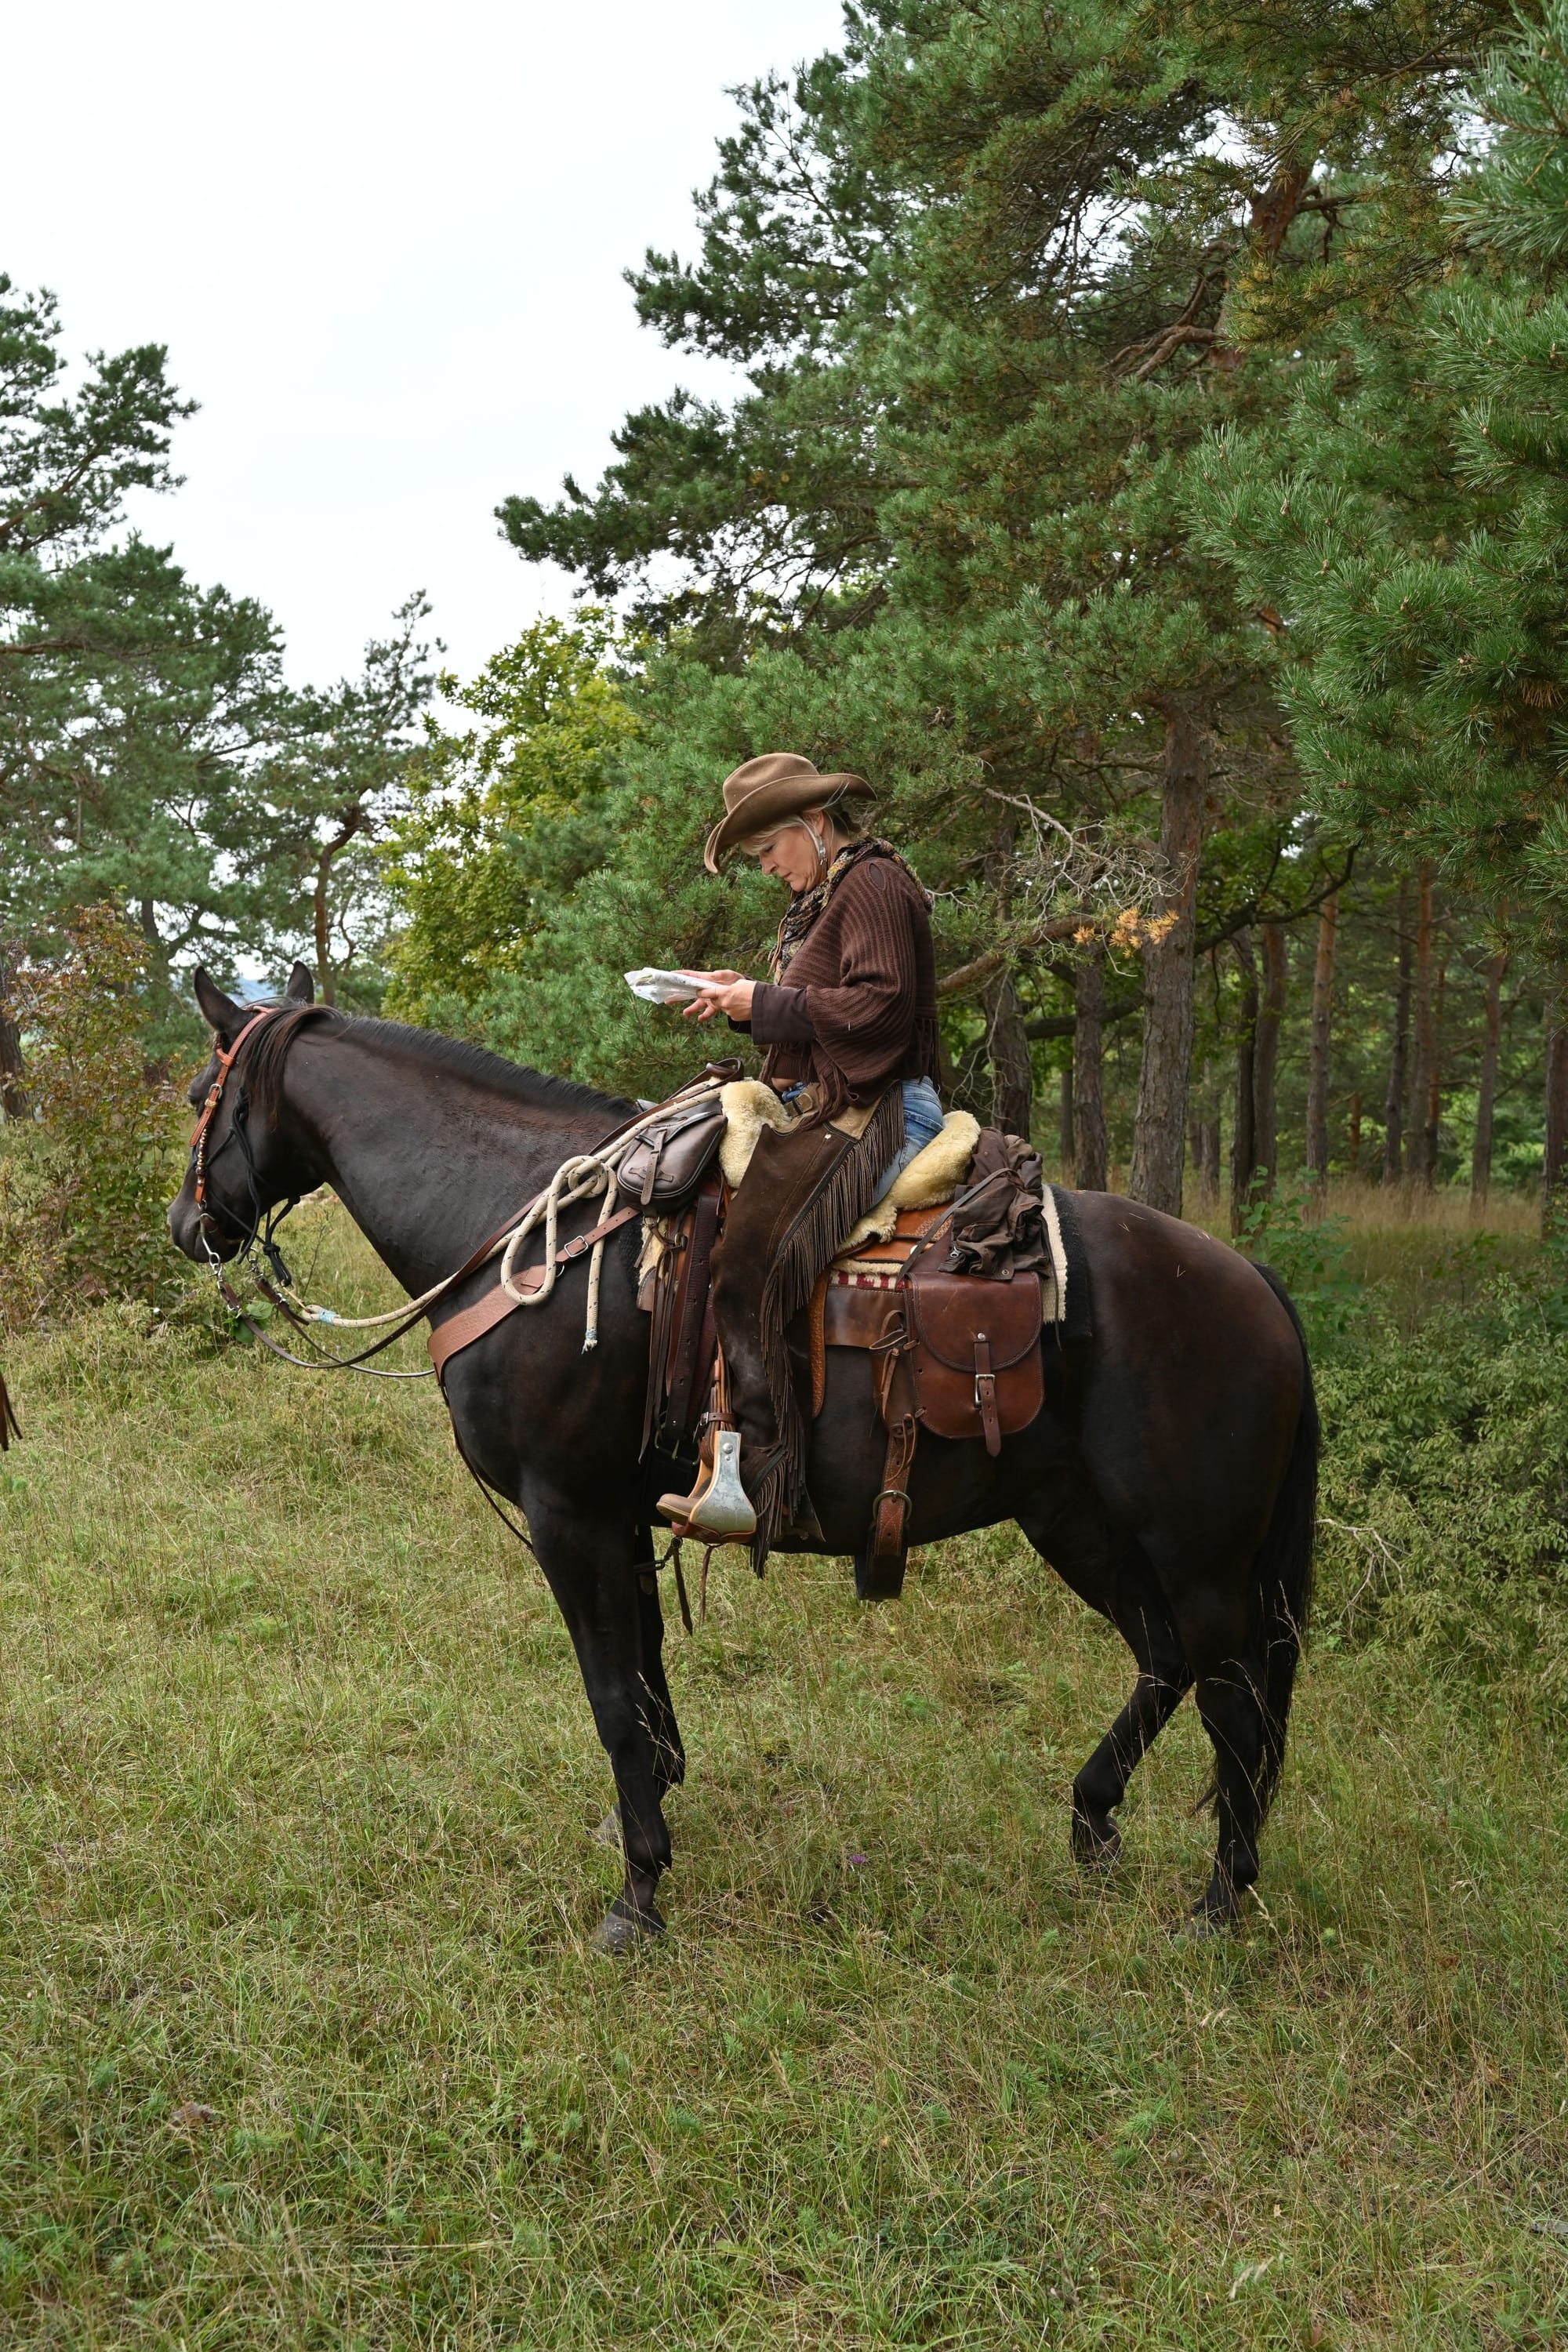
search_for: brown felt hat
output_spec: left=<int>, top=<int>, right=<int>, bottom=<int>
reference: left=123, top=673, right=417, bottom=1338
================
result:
left=703, top=752, right=877, bottom=873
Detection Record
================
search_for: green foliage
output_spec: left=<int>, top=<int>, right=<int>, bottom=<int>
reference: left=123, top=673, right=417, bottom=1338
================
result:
left=0, top=906, right=187, bottom=1327
left=380, top=614, right=637, bottom=1027
left=1235, top=1173, right=1365, bottom=1342
left=0, top=271, right=435, bottom=1008
left=494, top=0, right=1520, bottom=1150
left=1190, top=1, right=1568, bottom=958
left=1317, top=1242, right=1568, bottom=1681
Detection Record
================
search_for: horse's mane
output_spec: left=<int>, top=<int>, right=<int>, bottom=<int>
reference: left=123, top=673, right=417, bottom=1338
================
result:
left=244, top=1004, right=632, bottom=1126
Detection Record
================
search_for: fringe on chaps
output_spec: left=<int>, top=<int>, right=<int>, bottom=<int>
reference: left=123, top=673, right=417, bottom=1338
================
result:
left=715, top=1085, right=905, bottom=1573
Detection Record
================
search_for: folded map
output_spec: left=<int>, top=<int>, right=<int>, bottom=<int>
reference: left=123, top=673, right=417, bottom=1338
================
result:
left=624, top=967, right=713, bottom=1005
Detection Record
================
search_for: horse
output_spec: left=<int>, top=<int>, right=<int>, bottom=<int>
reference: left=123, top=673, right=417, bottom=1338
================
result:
left=168, top=965, right=1318, bottom=1951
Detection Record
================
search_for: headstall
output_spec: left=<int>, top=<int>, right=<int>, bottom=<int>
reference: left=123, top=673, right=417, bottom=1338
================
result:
left=189, top=1007, right=272, bottom=1215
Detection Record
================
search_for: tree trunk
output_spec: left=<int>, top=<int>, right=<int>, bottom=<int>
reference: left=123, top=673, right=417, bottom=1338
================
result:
left=1406, top=862, right=1436, bottom=1187
left=313, top=810, right=367, bottom=1010
left=0, top=950, right=26, bottom=1120
left=1058, top=1062, right=1074, bottom=1177
left=1073, top=951, right=1108, bottom=1190
left=1305, top=891, right=1338, bottom=1196
left=1197, top=1116, right=1220, bottom=1206
left=1383, top=875, right=1411, bottom=1184
left=1254, top=923, right=1287, bottom=1194
left=1422, top=956, right=1446, bottom=1192
left=314, top=852, right=337, bottom=1007
left=983, top=964, right=1034, bottom=1141
left=1471, top=949, right=1506, bottom=1214
left=1130, top=702, right=1207, bottom=1215
left=975, top=818, right=1033, bottom=1140
left=1545, top=971, right=1568, bottom=1232
left=1348, top=1090, right=1363, bottom=1175
left=1230, top=930, right=1259, bottom=1233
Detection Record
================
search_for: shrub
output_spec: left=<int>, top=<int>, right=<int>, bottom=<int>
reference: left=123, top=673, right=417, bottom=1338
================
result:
left=1313, top=1243, right=1568, bottom=1686
left=0, top=907, right=186, bottom=1328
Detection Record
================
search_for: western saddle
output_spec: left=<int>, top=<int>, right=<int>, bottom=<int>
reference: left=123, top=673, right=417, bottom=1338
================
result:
left=641, top=1170, right=1048, bottom=1599
left=424, top=1065, right=1059, bottom=1600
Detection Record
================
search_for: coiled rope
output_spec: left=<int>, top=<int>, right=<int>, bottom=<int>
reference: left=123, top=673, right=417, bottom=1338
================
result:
left=271, top=1072, right=725, bottom=1353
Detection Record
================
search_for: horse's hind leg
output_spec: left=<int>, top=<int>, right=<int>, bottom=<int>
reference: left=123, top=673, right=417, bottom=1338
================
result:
left=1018, top=1501, right=1191, bottom=1870
left=1071, top=1644, right=1192, bottom=1867
left=1069, top=1581, right=1191, bottom=1867
left=1190, top=1664, right=1268, bottom=1927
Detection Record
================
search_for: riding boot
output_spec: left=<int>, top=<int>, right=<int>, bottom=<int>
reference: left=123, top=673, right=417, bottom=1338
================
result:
left=660, top=1093, right=902, bottom=1568
left=656, top=1356, right=758, bottom=1538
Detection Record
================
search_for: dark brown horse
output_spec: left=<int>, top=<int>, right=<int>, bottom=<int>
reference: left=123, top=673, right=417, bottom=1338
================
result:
left=169, top=967, right=1317, bottom=1949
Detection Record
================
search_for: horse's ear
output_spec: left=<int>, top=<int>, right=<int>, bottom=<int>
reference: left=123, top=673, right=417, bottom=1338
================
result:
left=285, top=962, right=315, bottom=1005
left=193, top=967, right=243, bottom=1040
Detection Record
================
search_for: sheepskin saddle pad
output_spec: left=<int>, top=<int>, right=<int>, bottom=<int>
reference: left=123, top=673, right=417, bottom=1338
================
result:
left=717, top=1080, right=980, bottom=1222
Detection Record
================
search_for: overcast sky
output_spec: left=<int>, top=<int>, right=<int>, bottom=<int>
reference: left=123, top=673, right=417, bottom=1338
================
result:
left=6, top=0, right=844, bottom=688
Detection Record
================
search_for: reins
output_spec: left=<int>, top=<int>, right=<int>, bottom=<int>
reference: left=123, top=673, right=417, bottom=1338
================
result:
left=191, top=1007, right=728, bottom=1367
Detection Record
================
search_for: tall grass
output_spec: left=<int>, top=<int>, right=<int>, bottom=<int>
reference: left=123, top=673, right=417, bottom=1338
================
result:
left=0, top=1205, right=1563, bottom=2347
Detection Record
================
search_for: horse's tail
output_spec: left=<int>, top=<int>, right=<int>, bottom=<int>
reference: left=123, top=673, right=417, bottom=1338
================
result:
left=1249, top=1265, right=1319, bottom=1824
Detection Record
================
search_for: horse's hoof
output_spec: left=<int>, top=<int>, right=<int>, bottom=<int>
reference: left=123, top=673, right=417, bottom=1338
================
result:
left=592, top=1805, right=622, bottom=1850
left=593, top=1897, right=666, bottom=1955
left=1178, top=1880, right=1243, bottom=1938
left=1071, top=1809, right=1121, bottom=1871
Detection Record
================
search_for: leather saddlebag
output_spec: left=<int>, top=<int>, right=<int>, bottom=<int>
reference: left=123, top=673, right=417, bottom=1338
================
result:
left=615, top=1095, right=727, bottom=1210
left=907, top=1266, right=1044, bottom=1455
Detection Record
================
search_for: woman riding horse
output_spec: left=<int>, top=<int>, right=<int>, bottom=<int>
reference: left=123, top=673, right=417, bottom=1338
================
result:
left=659, top=752, right=945, bottom=1552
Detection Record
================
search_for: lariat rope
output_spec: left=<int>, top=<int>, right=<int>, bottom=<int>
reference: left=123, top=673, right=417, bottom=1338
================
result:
left=256, top=1072, right=725, bottom=1355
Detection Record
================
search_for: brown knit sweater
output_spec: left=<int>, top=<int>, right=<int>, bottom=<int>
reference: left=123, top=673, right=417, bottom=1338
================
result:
left=742, top=853, right=941, bottom=1116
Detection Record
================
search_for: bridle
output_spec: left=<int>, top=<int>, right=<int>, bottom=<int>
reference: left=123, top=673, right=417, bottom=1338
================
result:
left=180, top=1020, right=733, bottom=1568
left=189, top=1004, right=318, bottom=1306
left=185, top=1002, right=434, bottom=1377
left=189, top=1007, right=271, bottom=1227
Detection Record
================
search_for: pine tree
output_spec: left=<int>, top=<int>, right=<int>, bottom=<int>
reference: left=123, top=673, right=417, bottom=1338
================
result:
left=501, top=0, right=1508, bottom=1207
left=1193, top=1, right=1568, bottom=1215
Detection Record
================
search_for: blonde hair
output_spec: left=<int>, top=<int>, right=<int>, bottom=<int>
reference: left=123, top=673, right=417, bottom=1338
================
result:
left=739, top=808, right=862, bottom=861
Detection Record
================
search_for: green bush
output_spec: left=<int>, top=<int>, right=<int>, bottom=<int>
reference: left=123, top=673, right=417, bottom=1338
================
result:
left=1232, top=1178, right=1568, bottom=1681
left=1314, top=1245, right=1568, bottom=1684
left=0, top=906, right=189, bottom=1329
left=1236, top=1174, right=1365, bottom=1347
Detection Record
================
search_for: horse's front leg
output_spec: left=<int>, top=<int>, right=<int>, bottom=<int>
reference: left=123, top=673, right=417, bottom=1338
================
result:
left=593, top=1538, right=688, bottom=1854
left=525, top=1494, right=672, bottom=1951
left=636, top=1534, right=686, bottom=1794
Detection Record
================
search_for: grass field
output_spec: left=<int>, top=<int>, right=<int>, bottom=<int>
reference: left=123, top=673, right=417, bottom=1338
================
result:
left=1, top=1199, right=1565, bottom=2348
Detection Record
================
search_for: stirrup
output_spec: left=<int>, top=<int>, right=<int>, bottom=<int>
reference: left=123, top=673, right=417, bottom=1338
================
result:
left=656, top=1429, right=757, bottom=1538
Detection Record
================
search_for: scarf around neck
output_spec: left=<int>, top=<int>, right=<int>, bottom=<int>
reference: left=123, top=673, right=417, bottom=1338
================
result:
left=768, top=837, right=927, bottom=981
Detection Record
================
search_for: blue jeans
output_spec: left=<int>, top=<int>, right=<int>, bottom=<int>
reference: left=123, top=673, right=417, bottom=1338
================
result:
left=775, top=1076, right=945, bottom=1204
left=872, top=1077, right=946, bottom=1204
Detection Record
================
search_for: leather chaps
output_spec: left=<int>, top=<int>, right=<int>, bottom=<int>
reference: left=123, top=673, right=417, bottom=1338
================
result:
left=712, top=1089, right=902, bottom=1570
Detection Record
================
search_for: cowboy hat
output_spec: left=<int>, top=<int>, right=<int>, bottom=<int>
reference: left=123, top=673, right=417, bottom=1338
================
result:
left=703, top=752, right=877, bottom=873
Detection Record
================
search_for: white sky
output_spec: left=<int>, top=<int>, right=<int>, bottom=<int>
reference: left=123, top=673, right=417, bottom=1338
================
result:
left=5, top=0, right=845, bottom=689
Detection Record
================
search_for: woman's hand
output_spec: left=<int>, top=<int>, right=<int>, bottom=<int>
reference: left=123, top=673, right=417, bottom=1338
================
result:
left=681, top=971, right=754, bottom=1023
